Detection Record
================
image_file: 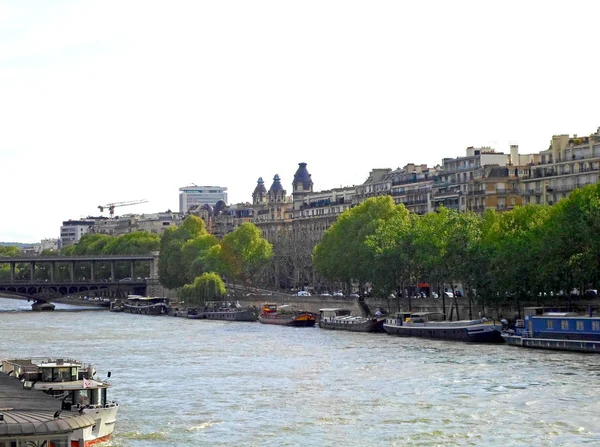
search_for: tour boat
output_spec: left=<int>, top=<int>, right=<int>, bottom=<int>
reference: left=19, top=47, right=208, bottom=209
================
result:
left=1, top=357, right=119, bottom=446
left=123, top=295, right=169, bottom=315
left=318, top=308, right=385, bottom=332
left=187, top=301, right=259, bottom=321
left=503, top=307, right=600, bottom=353
left=258, top=303, right=317, bottom=327
left=383, top=311, right=504, bottom=343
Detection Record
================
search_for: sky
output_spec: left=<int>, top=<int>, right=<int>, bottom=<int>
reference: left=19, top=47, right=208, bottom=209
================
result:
left=1, top=0, right=599, bottom=243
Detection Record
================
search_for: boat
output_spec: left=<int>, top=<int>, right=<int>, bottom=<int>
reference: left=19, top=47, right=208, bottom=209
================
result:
left=109, top=299, right=125, bottom=312
left=1, top=357, right=119, bottom=446
left=318, top=308, right=385, bottom=332
left=187, top=301, right=259, bottom=321
left=502, top=306, right=600, bottom=353
left=383, top=311, right=504, bottom=343
left=258, top=303, right=317, bottom=327
left=31, top=300, right=55, bottom=311
left=123, top=295, right=169, bottom=315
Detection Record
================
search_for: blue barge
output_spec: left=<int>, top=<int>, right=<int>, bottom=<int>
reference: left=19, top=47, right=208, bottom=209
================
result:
left=503, top=307, right=600, bottom=353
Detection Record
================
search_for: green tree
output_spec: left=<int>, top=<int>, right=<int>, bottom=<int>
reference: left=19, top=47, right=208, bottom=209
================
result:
left=180, top=272, right=227, bottom=306
left=158, top=216, right=212, bottom=289
left=313, top=196, right=402, bottom=293
left=220, top=222, right=273, bottom=290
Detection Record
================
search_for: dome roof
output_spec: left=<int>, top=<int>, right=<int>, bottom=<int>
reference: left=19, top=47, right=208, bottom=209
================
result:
left=253, top=177, right=267, bottom=195
left=293, top=162, right=313, bottom=189
left=214, top=200, right=227, bottom=215
left=269, top=174, right=285, bottom=193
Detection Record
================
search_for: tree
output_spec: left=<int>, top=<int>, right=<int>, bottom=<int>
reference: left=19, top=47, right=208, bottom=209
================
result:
left=158, top=216, right=211, bottom=289
left=220, top=222, right=273, bottom=290
left=180, top=272, right=227, bottom=306
left=313, top=196, right=402, bottom=293
left=365, top=204, right=415, bottom=308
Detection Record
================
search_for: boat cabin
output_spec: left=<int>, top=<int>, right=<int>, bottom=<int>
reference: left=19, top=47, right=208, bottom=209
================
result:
left=407, top=312, right=445, bottom=323
left=2, top=358, right=90, bottom=382
left=524, top=310, right=600, bottom=341
left=319, top=308, right=352, bottom=322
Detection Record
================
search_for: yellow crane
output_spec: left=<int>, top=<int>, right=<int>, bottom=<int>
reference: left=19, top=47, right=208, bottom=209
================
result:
left=98, top=199, right=148, bottom=218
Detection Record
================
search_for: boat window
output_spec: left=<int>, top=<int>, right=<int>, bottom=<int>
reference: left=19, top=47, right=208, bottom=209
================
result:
left=561, top=320, right=569, bottom=330
left=74, top=389, right=90, bottom=406
left=576, top=321, right=584, bottom=331
left=593, top=321, right=600, bottom=331
left=41, top=368, right=53, bottom=382
left=546, top=320, right=554, bottom=329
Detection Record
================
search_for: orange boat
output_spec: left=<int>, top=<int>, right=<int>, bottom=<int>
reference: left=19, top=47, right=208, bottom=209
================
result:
left=258, top=303, right=317, bottom=327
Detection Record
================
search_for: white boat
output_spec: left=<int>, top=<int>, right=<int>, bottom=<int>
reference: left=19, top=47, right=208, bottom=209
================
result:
left=1, top=357, right=119, bottom=446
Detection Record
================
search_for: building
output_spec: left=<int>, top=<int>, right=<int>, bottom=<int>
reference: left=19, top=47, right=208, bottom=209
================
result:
left=521, top=128, right=600, bottom=205
left=179, top=185, right=228, bottom=213
left=356, top=164, right=437, bottom=215
left=60, top=220, right=95, bottom=247
left=433, top=147, right=509, bottom=212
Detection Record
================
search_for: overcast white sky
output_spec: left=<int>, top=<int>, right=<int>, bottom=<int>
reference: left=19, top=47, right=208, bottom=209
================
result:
left=1, top=0, right=599, bottom=243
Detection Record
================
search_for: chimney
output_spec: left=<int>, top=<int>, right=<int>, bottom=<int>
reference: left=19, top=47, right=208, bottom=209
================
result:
left=510, top=144, right=519, bottom=166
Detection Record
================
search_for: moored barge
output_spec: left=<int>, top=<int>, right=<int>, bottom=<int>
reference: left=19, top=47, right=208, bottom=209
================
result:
left=384, top=311, right=504, bottom=343
left=123, top=295, right=169, bottom=315
left=503, top=307, right=600, bottom=353
left=258, top=303, right=317, bottom=327
left=188, top=301, right=259, bottom=321
left=318, top=308, right=385, bottom=332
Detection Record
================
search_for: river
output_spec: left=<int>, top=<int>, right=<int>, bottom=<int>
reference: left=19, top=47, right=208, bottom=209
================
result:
left=1, top=297, right=599, bottom=446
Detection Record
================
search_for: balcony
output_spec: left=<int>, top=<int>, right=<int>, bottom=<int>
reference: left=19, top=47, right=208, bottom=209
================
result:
left=401, top=199, right=429, bottom=206
left=468, top=189, right=486, bottom=196
left=391, top=177, right=431, bottom=186
left=495, top=188, right=520, bottom=195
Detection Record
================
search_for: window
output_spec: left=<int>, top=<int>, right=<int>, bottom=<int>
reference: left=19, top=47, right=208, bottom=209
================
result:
left=593, top=321, right=600, bottom=331
left=546, top=320, right=554, bottom=329
left=576, top=321, right=584, bottom=331
left=561, top=320, right=569, bottom=330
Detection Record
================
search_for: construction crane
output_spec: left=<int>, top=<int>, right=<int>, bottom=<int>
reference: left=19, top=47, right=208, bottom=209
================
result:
left=98, top=199, right=148, bottom=218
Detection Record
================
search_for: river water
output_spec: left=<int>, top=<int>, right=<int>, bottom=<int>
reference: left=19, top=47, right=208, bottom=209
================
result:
left=1, top=297, right=599, bottom=447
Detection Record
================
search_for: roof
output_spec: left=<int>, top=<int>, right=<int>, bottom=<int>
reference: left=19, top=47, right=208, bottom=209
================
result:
left=268, top=174, right=285, bottom=193
left=319, top=308, right=352, bottom=312
left=253, top=177, right=267, bottom=195
left=0, top=372, right=95, bottom=436
left=0, top=410, right=95, bottom=437
left=293, top=162, right=313, bottom=189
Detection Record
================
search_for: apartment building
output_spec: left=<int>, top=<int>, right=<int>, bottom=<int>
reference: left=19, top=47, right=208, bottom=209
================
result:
left=522, top=129, right=600, bottom=205
left=434, top=147, right=509, bottom=212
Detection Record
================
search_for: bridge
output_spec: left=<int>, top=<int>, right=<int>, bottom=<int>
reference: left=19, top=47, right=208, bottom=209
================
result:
left=0, top=255, right=159, bottom=309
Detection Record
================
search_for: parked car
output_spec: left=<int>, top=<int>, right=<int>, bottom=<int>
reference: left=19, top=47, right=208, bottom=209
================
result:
left=297, top=291, right=311, bottom=296
left=119, top=277, right=132, bottom=283
left=443, top=291, right=454, bottom=298
left=585, top=289, right=598, bottom=297
left=332, top=292, right=344, bottom=297
left=349, top=293, right=360, bottom=298
left=320, top=293, right=331, bottom=297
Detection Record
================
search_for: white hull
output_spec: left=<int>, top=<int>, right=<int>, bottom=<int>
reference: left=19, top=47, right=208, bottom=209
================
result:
left=72, top=405, right=119, bottom=446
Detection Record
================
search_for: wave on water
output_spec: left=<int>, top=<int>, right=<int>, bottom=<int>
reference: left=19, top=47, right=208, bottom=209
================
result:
left=186, top=420, right=222, bottom=431
left=119, top=431, right=168, bottom=441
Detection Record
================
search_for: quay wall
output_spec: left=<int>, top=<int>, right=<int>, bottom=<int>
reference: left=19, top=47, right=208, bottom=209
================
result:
left=228, top=295, right=493, bottom=319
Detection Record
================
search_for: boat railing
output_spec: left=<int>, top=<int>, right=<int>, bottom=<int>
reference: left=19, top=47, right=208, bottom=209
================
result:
left=520, top=331, right=533, bottom=338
